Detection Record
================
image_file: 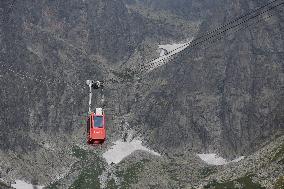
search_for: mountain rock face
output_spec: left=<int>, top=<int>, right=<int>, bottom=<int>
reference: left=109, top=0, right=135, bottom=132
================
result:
left=0, top=0, right=283, bottom=188
left=126, top=0, right=284, bottom=158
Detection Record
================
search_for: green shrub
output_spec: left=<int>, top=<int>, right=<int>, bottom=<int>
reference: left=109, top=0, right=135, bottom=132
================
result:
left=272, top=145, right=284, bottom=163
left=274, top=176, right=284, bottom=189
left=72, top=146, right=87, bottom=160
left=117, top=161, right=146, bottom=188
left=204, top=175, right=265, bottom=189
left=199, top=166, right=217, bottom=178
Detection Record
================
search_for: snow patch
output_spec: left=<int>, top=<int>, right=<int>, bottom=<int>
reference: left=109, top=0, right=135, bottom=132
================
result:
left=197, top=154, right=245, bottom=165
left=103, top=139, right=160, bottom=164
left=11, top=180, right=44, bottom=189
left=231, top=156, right=245, bottom=162
left=197, top=154, right=227, bottom=165
left=158, top=42, right=189, bottom=55
left=144, top=39, right=193, bottom=73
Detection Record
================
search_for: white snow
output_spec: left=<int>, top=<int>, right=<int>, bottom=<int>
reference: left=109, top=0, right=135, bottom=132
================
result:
left=158, top=42, right=189, bottom=55
left=11, top=180, right=44, bottom=189
left=144, top=39, right=193, bottom=73
left=197, top=153, right=227, bottom=165
left=197, top=153, right=245, bottom=165
left=102, top=139, right=160, bottom=164
left=231, top=156, right=245, bottom=162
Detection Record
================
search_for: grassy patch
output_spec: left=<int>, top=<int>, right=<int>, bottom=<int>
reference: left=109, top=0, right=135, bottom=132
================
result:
left=71, top=146, right=87, bottom=160
left=271, top=144, right=284, bottom=163
left=46, top=148, right=104, bottom=189
left=69, top=160, right=104, bottom=189
left=0, top=181, right=12, bottom=189
left=204, top=179, right=234, bottom=189
left=204, top=175, right=266, bottom=189
left=199, top=166, right=217, bottom=178
left=45, top=181, right=59, bottom=189
left=274, top=176, right=284, bottom=189
left=106, top=179, right=117, bottom=189
left=117, top=161, right=147, bottom=188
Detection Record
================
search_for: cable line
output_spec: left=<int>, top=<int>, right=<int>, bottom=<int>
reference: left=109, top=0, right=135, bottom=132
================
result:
left=1, top=0, right=283, bottom=89
left=0, top=63, right=86, bottom=92
left=102, top=1, right=283, bottom=85
left=132, top=1, right=284, bottom=76
left=137, top=0, right=283, bottom=69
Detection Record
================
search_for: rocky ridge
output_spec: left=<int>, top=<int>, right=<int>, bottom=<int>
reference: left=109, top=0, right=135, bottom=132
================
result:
left=0, top=0, right=283, bottom=188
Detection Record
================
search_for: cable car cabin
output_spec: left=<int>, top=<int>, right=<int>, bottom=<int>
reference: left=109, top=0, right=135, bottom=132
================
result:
left=87, top=108, right=106, bottom=144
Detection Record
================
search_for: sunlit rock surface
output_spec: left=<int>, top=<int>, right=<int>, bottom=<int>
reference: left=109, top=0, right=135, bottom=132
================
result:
left=0, top=0, right=283, bottom=188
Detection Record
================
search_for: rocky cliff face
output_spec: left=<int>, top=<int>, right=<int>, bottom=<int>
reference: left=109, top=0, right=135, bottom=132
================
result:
left=0, top=0, right=283, bottom=188
left=0, top=0, right=197, bottom=185
left=119, top=0, right=284, bottom=157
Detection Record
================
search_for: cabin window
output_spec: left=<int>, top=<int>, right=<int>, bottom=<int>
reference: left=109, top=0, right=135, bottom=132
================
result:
left=94, top=116, right=103, bottom=128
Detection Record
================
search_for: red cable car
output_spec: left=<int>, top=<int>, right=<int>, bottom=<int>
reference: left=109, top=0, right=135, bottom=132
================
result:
left=87, top=108, right=106, bottom=144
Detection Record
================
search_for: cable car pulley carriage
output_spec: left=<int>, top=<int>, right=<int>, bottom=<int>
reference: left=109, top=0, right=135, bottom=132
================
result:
left=86, top=80, right=106, bottom=145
